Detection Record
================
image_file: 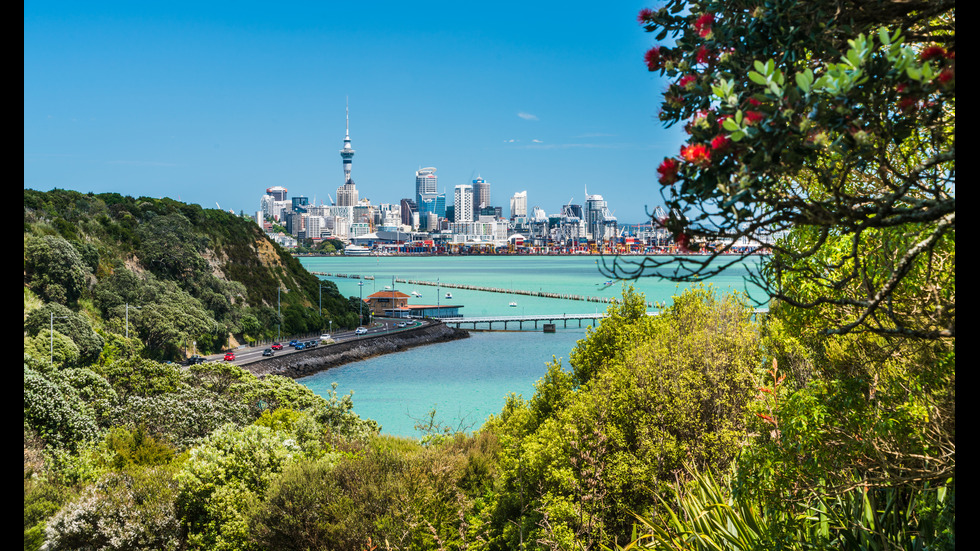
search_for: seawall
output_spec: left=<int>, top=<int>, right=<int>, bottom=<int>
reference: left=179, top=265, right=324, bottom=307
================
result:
left=240, top=321, right=470, bottom=380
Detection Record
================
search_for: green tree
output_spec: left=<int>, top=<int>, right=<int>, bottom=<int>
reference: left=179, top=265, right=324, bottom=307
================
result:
left=479, top=285, right=760, bottom=549
left=610, top=0, right=954, bottom=340
left=24, top=235, right=88, bottom=306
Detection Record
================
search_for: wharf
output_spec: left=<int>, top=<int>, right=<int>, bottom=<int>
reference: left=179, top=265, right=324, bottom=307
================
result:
left=443, top=313, right=606, bottom=330
left=311, top=272, right=617, bottom=305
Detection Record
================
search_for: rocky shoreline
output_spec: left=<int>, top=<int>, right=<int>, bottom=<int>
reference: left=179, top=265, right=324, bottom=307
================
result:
left=240, top=321, right=470, bottom=380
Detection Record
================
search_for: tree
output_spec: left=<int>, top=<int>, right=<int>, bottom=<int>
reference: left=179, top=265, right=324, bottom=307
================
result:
left=606, top=0, right=954, bottom=340
left=24, top=235, right=89, bottom=306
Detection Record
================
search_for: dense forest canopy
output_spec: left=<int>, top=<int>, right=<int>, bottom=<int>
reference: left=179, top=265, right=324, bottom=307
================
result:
left=24, top=188, right=362, bottom=359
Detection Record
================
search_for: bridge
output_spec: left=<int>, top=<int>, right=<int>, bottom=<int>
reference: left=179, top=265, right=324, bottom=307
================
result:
left=441, top=313, right=607, bottom=330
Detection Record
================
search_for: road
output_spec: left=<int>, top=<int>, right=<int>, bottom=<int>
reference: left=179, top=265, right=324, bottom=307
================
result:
left=196, top=318, right=430, bottom=366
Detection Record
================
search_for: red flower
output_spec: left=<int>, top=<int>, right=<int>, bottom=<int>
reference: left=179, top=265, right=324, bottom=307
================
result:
left=681, top=143, right=711, bottom=166
left=936, top=68, right=954, bottom=86
left=637, top=8, right=654, bottom=24
left=896, top=96, right=918, bottom=112
left=920, top=45, right=947, bottom=62
left=657, top=157, right=680, bottom=185
left=678, top=74, right=697, bottom=89
left=743, top=111, right=765, bottom=126
left=711, top=134, right=731, bottom=153
left=695, top=45, right=715, bottom=65
left=644, top=46, right=663, bottom=71
left=694, top=13, right=714, bottom=38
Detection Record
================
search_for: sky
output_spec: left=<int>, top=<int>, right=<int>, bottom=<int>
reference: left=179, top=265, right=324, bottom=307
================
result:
left=24, top=1, right=688, bottom=224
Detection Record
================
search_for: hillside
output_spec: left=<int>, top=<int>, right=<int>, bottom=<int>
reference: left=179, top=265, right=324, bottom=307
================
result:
left=24, top=188, right=361, bottom=359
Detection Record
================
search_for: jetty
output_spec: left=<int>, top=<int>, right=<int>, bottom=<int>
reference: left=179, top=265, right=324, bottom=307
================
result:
left=442, top=313, right=606, bottom=331
left=312, top=272, right=617, bottom=305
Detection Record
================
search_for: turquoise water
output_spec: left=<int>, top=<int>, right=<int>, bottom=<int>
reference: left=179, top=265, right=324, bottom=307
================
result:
left=297, top=255, right=765, bottom=438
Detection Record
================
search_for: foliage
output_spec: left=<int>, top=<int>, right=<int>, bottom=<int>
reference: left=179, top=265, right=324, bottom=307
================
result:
left=24, top=365, right=100, bottom=451
left=618, top=468, right=954, bottom=550
left=24, top=234, right=89, bottom=307
left=40, top=465, right=183, bottom=551
left=608, top=0, right=955, bottom=340
left=25, top=303, right=105, bottom=366
left=477, top=285, right=760, bottom=549
left=174, top=423, right=303, bottom=551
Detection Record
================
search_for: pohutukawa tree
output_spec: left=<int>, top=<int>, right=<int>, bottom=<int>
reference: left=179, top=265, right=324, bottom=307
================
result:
left=603, top=0, right=954, bottom=339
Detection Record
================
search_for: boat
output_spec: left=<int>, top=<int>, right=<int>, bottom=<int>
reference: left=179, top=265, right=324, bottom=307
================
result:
left=411, top=290, right=422, bottom=297
left=445, top=292, right=453, bottom=299
left=509, top=301, right=517, bottom=307
left=344, top=244, right=372, bottom=256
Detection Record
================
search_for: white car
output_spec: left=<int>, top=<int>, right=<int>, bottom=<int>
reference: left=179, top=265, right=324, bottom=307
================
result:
left=320, top=334, right=331, bottom=341
left=355, top=327, right=368, bottom=335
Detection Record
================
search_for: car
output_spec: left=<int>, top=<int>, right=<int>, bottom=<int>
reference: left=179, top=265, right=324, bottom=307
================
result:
left=294, top=342, right=305, bottom=350
left=270, top=342, right=283, bottom=350
left=262, top=348, right=274, bottom=356
left=288, top=340, right=299, bottom=347
left=186, top=355, right=207, bottom=366
left=224, top=351, right=236, bottom=361
left=355, top=327, right=368, bottom=335
left=320, top=334, right=331, bottom=341
left=306, top=340, right=317, bottom=348
left=396, top=322, right=406, bottom=328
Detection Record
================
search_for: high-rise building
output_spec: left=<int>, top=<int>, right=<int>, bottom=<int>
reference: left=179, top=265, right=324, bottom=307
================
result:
left=472, top=176, right=491, bottom=215
left=336, top=180, right=358, bottom=207
left=416, top=167, right=437, bottom=204
left=510, top=190, right=527, bottom=219
left=266, top=186, right=288, bottom=201
left=454, top=184, right=474, bottom=223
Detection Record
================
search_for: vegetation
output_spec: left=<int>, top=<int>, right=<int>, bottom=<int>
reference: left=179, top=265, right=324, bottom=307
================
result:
left=24, top=1, right=953, bottom=546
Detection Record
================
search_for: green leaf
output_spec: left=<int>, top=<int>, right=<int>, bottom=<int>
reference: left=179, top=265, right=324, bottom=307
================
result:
left=748, top=71, right=768, bottom=86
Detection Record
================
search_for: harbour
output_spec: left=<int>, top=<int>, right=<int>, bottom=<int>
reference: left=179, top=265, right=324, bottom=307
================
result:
left=297, top=254, right=767, bottom=437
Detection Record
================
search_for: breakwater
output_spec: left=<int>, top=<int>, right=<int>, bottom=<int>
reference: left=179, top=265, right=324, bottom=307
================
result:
left=312, top=272, right=616, bottom=305
left=240, top=321, right=469, bottom=379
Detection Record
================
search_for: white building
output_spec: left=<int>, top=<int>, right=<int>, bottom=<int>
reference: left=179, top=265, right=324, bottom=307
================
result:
left=510, top=190, right=527, bottom=219
left=454, top=184, right=474, bottom=223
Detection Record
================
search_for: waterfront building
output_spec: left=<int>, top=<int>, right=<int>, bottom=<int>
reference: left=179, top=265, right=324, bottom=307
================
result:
left=454, top=184, right=474, bottom=223
left=584, top=188, right=618, bottom=241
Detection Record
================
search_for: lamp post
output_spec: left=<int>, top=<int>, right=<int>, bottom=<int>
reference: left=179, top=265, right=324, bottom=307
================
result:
left=358, top=281, right=364, bottom=325
left=278, top=287, right=290, bottom=342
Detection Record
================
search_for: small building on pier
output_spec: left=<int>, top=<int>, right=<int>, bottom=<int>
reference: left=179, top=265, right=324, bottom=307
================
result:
left=366, top=289, right=463, bottom=319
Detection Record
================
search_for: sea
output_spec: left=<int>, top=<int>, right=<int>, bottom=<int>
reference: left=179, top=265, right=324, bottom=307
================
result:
left=297, top=254, right=765, bottom=438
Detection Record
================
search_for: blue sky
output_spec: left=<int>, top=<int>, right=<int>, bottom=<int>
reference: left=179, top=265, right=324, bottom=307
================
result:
left=25, top=1, right=687, bottom=224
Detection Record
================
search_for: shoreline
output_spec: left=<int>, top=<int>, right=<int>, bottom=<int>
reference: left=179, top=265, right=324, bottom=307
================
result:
left=240, top=321, right=470, bottom=380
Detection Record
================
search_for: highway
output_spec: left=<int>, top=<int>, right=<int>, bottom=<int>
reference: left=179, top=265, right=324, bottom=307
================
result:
left=196, top=318, right=430, bottom=366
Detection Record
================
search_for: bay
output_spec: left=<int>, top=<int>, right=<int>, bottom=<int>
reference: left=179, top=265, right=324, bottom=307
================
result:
left=297, top=254, right=765, bottom=438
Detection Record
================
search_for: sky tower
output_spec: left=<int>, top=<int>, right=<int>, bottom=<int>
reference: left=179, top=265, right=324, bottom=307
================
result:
left=340, top=99, right=355, bottom=183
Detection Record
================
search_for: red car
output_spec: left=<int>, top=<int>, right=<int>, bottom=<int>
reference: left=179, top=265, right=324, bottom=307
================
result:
left=224, top=351, right=236, bottom=361
left=270, top=343, right=283, bottom=350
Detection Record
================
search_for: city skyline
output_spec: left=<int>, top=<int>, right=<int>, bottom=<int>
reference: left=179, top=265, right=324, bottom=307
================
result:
left=24, top=1, right=689, bottom=223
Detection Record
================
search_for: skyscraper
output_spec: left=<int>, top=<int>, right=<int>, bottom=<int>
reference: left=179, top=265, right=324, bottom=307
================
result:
left=472, top=176, right=491, bottom=214
left=454, top=184, right=474, bottom=223
left=415, top=167, right=437, bottom=205
left=510, top=190, right=527, bottom=219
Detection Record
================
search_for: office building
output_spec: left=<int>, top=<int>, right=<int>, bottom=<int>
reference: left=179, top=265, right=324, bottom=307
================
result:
left=454, top=184, right=474, bottom=223
left=510, top=190, right=527, bottom=219
left=472, top=176, right=491, bottom=217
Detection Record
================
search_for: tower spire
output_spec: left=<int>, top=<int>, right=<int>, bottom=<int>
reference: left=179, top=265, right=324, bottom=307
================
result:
left=340, top=97, right=355, bottom=184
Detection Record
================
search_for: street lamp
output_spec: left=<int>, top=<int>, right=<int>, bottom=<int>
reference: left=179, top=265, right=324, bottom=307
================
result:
left=278, top=287, right=290, bottom=341
left=358, top=281, right=364, bottom=325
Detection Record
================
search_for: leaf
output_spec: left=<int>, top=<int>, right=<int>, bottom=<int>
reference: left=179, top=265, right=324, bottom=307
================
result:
left=748, top=71, right=768, bottom=86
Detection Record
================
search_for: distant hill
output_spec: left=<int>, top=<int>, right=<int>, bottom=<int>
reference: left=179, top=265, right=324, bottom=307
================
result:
left=24, top=188, right=361, bottom=359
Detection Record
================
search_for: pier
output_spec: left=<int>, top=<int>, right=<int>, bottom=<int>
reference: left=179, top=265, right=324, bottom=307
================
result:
left=311, top=272, right=618, bottom=305
left=441, top=313, right=606, bottom=331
